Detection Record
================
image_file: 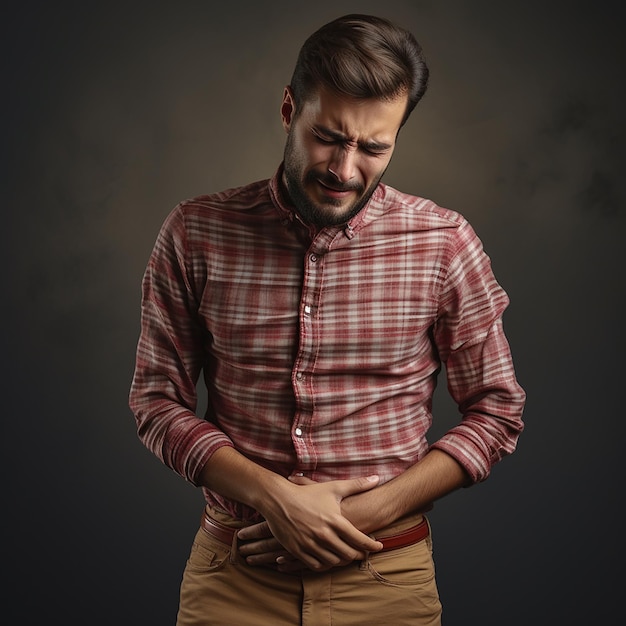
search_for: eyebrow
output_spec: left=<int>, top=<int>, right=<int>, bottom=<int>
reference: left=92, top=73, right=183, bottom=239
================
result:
left=314, top=125, right=394, bottom=152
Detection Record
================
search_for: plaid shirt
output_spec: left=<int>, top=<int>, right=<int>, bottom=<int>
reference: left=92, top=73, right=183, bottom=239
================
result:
left=129, top=166, right=525, bottom=521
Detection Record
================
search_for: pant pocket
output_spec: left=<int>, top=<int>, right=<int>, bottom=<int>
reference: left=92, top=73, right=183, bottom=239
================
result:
left=364, top=540, right=436, bottom=587
left=185, top=527, right=231, bottom=574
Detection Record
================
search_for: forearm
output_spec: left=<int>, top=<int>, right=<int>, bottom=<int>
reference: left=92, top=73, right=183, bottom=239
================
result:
left=198, top=446, right=284, bottom=514
left=342, top=449, right=470, bottom=534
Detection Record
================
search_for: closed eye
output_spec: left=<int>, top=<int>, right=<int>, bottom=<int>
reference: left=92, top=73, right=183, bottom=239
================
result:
left=361, top=144, right=390, bottom=156
left=313, top=133, right=337, bottom=145
left=312, top=128, right=391, bottom=156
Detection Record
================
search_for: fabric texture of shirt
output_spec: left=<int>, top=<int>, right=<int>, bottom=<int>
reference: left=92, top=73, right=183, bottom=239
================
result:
left=129, top=165, right=526, bottom=522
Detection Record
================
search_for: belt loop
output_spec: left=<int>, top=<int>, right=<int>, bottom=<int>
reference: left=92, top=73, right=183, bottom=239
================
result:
left=229, top=528, right=239, bottom=564
left=359, top=551, right=370, bottom=570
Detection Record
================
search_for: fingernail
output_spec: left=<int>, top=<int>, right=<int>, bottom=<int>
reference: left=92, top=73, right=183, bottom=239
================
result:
left=367, top=475, right=379, bottom=482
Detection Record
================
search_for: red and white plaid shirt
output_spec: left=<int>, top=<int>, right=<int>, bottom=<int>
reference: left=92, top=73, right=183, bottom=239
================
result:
left=130, top=166, right=525, bottom=521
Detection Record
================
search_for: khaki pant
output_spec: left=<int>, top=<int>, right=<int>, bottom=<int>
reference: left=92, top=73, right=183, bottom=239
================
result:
left=176, top=508, right=442, bottom=626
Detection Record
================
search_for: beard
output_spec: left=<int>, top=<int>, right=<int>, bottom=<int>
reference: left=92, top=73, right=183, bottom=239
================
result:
left=282, top=133, right=385, bottom=228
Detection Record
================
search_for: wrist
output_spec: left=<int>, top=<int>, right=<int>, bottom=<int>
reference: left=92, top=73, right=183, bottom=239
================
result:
left=248, top=471, right=288, bottom=516
left=342, top=490, right=388, bottom=534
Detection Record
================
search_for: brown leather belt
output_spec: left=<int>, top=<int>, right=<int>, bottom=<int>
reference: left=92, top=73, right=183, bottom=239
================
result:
left=201, top=510, right=429, bottom=552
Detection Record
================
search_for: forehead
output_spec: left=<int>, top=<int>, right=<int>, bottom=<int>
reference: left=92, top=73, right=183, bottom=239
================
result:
left=298, top=87, right=407, bottom=141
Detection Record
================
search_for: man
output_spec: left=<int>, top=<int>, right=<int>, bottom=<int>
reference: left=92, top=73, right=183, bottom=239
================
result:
left=129, top=13, right=525, bottom=626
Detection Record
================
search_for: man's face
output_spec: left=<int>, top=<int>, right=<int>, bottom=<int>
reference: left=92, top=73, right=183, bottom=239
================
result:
left=281, top=86, right=407, bottom=227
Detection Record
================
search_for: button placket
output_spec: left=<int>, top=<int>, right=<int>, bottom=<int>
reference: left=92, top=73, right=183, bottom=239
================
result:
left=290, top=230, right=339, bottom=472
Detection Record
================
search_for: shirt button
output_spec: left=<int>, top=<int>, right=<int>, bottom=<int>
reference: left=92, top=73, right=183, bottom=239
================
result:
left=296, top=371, right=303, bottom=381
left=295, top=427, right=303, bottom=437
left=310, top=253, right=318, bottom=263
left=304, top=305, right=312, bottom=316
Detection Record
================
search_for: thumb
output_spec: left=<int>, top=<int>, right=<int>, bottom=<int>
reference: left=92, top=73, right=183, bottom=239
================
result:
left=288, top=473, right=317, bottom=486
left=336, top=474, right=380, bottom=498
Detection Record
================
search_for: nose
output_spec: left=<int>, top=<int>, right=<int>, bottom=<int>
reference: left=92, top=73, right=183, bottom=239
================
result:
left=328, top=146, right=357, bottom=183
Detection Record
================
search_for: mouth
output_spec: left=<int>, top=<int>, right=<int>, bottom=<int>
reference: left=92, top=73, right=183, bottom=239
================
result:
left=317, top=178, right=361, bottom=200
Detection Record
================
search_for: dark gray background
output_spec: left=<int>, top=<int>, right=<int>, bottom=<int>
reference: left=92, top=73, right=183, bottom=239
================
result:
left=3, top=1, right=624, bottom=624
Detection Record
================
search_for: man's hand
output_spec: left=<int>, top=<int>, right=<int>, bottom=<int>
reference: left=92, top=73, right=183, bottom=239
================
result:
left=238, top=474, right=383, bottom=571
left=237, top=520, right=290, bottom=568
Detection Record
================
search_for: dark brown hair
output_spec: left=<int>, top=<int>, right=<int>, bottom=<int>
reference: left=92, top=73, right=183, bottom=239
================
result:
left=290, top=14, right=429, bottom=125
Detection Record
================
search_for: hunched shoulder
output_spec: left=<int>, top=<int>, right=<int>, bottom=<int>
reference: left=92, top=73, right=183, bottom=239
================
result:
left=378, top=183, right=468, bottom=232
left=176, top=178, right=272, bottom=219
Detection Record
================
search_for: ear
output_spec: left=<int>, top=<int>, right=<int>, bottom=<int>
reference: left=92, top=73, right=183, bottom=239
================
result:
left=281, top=86, right=296, bottom=132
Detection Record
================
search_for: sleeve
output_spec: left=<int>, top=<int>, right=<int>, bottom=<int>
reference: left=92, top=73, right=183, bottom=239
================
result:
left=128, top=204, right=234, bottom=484
left=429, top=219, right=526, bottom=483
